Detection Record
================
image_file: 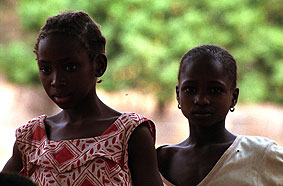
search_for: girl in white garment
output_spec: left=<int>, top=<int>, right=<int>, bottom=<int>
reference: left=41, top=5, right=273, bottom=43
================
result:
left=157, top=44, right=283, bottom=186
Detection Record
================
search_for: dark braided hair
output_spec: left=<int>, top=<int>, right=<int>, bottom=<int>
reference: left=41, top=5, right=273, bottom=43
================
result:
left=178, top=45, right=238, bottom=89
left=34, top=11, right=106, bottom=62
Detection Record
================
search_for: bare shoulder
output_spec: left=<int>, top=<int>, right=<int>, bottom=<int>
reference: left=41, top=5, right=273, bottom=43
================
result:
left=128, top=123, right=156, bottom=157
left=129, top=123, right=154, bottom=145
left=157, top=140, right=188, bottom=159
left=157, top=141, right=187, bottom=176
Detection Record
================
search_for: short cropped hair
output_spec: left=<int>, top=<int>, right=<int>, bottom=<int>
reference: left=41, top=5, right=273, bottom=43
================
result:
left=34, top=11, right=106, bottom=62
left=178, top=45, right=238, bottom=88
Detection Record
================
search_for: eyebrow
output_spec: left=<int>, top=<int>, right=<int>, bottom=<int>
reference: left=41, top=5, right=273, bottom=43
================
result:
left=37, top=57, right=73, bottom=63
left=180, top=80, right=196, bottom=84
left=37, top=59, right=49, bottom=63
left=181, top=80, right=227, bottom=86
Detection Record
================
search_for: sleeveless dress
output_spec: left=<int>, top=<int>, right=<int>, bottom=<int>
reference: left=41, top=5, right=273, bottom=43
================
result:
left=15, top=112, right=155, bottom=186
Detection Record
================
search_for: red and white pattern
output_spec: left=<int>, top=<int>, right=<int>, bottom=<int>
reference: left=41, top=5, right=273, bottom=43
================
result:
left=16, top=112, right=155, bottom=186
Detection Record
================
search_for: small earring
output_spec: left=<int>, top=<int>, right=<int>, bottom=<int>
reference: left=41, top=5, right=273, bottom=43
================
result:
left=178, top=103, right=181, bottom=109
left=230, top=107, right=235, bottom=112
left=97, top=78, right=103, bottom=83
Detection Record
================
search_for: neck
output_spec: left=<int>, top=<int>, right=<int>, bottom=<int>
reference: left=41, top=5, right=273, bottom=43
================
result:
left=59, top=90, right=112, bottom=123
left=187, top=120, right=236, bottom=146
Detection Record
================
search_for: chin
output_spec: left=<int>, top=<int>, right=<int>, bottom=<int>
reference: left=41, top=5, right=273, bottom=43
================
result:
left=189, top=119, right=219, bottom=128
left=55, top=103, right=73, bottom=110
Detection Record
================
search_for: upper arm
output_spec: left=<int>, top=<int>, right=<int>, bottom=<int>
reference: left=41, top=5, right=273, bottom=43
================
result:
left=2, top=141, right=23, bottom=173
left=128, top=123, right=163, bottom=186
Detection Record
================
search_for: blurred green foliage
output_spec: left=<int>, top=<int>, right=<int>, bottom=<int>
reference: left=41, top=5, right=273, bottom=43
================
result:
left=0, top=0, right=282, bottom=110
left=0, top=42, right=38, bottom=84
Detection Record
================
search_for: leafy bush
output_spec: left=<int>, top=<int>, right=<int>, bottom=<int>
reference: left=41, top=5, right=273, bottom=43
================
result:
left=0, top=42, right=39, bottom=84
left=1, top=0, right=282, bottom=110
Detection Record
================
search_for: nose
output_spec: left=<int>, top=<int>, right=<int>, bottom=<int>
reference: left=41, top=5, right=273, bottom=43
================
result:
left=50, top=71, right=67, bottom=87
left=193, top=94, right=210, bottom=105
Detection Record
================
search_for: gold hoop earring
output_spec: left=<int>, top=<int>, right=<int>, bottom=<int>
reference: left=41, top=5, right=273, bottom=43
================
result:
left=230, top=107, right=235, bottom=112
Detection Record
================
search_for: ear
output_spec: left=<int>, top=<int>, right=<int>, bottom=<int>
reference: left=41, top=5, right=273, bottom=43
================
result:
left=231, top=87, right=239, bottom=107
left=93, top=53, right=107, bottom=77
left=176, top=84, right=180, bottom=103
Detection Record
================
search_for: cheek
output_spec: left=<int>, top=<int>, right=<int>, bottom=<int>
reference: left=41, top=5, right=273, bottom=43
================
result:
left=39, top=75, right=46, bottom=86
left=215, top=99, right=231, bottom=115
left=179, top=94, right=193, bottom=112
left=39, top=75, right=51, bottom=92
left=179, top=92, right=193, bottom=103
left=39, top=74, right=47, bottom=83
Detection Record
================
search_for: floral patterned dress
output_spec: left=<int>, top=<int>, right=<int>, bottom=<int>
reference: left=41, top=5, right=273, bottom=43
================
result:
left=16, top=112, right=155, bottom=186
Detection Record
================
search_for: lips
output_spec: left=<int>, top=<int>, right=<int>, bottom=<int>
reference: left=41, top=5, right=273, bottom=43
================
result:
left=191, top=110, right=212, bottom=118
left=53, top=95, right=71, bottom=103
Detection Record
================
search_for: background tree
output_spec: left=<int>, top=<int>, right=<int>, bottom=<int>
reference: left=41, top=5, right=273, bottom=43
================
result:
left=0, top=0, right=282, bottom=113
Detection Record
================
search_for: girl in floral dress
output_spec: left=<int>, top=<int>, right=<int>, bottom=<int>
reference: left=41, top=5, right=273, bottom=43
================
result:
left=2, top=11, right=163, bottom=186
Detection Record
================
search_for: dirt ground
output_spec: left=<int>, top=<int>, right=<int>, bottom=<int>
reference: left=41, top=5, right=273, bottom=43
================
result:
left=1, top=77, right=283, bottom=169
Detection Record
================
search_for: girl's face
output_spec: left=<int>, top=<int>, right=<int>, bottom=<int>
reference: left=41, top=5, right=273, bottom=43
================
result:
left=177, top=56, right=239, bottom=127
left=37, top=32, right=97, bottom=109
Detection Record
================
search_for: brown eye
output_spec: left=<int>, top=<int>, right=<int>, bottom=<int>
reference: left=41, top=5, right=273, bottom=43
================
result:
left=39, top=66, right=52, bottom=74
left=210, top=87, right=222, bottom=94
left=65, top=64, right=77, bottom=71
left=185, top=87, right=197, bottom=93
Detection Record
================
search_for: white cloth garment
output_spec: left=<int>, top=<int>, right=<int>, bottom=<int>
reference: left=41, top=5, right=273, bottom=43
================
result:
left=161, top=135, right=283, bottom=186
